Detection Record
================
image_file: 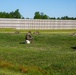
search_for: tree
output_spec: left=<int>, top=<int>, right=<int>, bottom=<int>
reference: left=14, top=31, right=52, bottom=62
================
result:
left=49, top=17, right=56, bottom=20
left=34, top=11, right=49, bottom=19
left=61, top=16, right=69, bottom=20
left=43, top=14, right=49, bottom=19
left=34, top=11, right=41, bottom=19
left=0, top=9, right=24, bottom=19
left=57, top=17, right=60, bottom=20
left=13, top=9, right=22, bottom=18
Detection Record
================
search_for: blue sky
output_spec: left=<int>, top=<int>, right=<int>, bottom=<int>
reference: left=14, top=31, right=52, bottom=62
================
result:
left=0, top=0, right=76, bottom=18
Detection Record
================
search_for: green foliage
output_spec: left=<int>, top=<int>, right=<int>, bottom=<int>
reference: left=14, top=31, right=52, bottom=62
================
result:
left=0, top=9, right=24, bottom=19
left=0, top=32, right=76, bottom=75
left=0, top=28, right=76, bottom=33
left=34, top=11, right=49, bottom=19
left=34, top=11, right=76, bottom=20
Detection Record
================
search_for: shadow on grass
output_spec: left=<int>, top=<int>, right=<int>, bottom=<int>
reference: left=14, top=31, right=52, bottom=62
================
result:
left=19, top=42, right=25, bottom=44
left=71, top=46, right=76, bottom=51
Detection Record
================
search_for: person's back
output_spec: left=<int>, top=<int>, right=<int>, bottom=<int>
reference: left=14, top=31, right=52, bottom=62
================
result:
left=25, top=31, right=33, bottom=44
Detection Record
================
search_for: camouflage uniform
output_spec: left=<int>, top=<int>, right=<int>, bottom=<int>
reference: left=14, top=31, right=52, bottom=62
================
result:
left=25, top=31, right=33, bottom=43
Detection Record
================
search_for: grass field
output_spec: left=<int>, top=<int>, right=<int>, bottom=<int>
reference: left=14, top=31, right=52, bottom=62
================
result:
left=0, top=29, right=76, bottom=75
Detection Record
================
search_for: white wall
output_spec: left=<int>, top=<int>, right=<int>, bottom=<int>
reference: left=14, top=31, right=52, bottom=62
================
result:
left=0, top=18, right=76, bottom=29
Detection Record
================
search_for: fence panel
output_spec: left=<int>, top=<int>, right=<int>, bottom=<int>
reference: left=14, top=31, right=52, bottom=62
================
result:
left=0, top=18, right=76, bottom=29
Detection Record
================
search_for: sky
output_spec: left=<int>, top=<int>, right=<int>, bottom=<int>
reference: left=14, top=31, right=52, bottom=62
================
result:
left=0, top=0, right=76, bottom=18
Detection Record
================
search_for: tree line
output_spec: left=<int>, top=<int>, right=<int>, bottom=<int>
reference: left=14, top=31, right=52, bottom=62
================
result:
left=0, top=9, right=76, bottom=20
left=0, top=9, right=24, bottom=19
left=34, top=11, right=76, bottom=20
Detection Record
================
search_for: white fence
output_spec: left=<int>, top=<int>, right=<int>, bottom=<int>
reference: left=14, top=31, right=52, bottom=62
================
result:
left=0, top=18, right=76, bottom=29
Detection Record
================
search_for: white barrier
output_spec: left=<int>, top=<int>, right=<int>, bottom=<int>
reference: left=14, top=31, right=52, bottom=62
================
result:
left=0, top=18, right=76, bottom=29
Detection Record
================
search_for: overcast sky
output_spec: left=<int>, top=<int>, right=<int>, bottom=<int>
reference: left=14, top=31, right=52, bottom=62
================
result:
left=0, top=0, right=76, bottom=18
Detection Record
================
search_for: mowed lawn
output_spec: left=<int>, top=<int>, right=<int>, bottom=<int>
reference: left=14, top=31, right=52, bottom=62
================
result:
left=0, top=31, right=76, bottom=75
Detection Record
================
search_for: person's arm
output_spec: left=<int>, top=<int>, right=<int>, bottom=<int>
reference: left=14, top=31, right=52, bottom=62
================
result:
left=28, top=34, right=33, bottom=40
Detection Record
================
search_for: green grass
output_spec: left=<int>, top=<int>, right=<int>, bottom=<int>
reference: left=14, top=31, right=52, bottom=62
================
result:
left=0, top=28, right=76, bottom=33
left=0, top=30, right=76, bottom=75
